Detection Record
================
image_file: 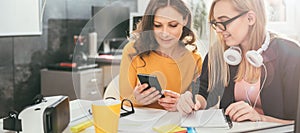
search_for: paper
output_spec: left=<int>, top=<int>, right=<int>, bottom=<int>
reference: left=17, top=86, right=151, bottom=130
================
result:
left=181, top=109, right=229, bottom=128
left=69, top=99, right=93, bottom=122
left=118, top=107, right=168, bottom=132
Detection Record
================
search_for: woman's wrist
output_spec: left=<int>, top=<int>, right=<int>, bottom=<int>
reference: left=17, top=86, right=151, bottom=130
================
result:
left=130, top=95, right=144, bottom=106
left=258, top=114, right=266, bottom=122
left=258, top=115, right=294, bottom=124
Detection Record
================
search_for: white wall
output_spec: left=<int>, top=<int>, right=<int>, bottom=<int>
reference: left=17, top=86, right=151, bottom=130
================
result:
left=266, top=0, right=300, bottom=42
left=137, top=0, right=150, bottom=13
left=295, top=0, right=300, bottom=41
left=0, top=0, right=42, bottom=36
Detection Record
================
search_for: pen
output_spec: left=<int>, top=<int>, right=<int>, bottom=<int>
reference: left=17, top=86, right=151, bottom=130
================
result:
left=192, top=91, right=196, bottom=104
left=222, top=109, right=233, bottom=129
left=225, top=114, right=233, bottom=129
left=191, top=78, right=200, bottom=104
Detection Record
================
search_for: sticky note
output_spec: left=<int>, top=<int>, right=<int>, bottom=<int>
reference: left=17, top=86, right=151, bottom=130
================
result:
left=153, top=124, right=187, bottom=133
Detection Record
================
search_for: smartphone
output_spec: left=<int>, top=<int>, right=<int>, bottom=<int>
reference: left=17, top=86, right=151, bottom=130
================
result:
left=137, top=74, right=164, bottom=97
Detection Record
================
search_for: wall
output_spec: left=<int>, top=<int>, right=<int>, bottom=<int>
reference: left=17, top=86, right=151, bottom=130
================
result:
left=0, top=0, right=136, bottom=118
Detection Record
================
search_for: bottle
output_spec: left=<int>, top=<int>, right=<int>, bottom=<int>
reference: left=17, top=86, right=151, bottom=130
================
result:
left=88, top=32, right=98, bottom=57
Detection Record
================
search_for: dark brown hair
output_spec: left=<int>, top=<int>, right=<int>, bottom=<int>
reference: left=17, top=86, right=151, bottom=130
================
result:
left=131, top=0, right=197, bottom=59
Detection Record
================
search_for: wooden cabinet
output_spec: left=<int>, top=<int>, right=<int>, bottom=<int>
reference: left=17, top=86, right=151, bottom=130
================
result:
left=41, top=68, right=103, bottom=100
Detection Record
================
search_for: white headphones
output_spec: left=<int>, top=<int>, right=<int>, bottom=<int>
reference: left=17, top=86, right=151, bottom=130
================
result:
left=223, top=32, right=270, bottom=67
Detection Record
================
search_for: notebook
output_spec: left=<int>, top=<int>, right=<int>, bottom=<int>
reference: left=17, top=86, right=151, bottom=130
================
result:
left=180, top=109, right=231, bottom=128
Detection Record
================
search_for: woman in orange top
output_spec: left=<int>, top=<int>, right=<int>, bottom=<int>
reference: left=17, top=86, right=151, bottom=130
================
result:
left=119, top=0, right=202, bottom=111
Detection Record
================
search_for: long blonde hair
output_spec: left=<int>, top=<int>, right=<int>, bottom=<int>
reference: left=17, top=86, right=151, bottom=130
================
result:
left=207, top=0, right=267, bottom=91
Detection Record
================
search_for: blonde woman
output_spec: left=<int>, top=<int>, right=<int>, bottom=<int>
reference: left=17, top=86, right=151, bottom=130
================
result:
left=177, top=0, right=300, bottom=124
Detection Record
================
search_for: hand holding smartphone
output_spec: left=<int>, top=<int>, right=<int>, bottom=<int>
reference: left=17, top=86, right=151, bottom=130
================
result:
left=137, top=74, right=165, bottom=98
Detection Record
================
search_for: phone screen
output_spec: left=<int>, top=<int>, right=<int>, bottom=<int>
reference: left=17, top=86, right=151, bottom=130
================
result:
left=137, top=74, right=164, bottom=97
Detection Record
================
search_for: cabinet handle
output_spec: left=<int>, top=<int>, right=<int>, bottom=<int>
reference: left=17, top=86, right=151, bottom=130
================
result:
left=90, top=79, right=97, bottom=82
left=90, top=91, right=97, bottom=95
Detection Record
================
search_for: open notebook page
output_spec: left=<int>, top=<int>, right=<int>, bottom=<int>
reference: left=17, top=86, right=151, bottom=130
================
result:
left=181, top=109, right=230, bottom=128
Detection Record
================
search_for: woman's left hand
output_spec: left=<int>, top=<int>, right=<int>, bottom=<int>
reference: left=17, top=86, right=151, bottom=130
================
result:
left=158, top=90, right=180, bottom=112
left=225, top=101, right=262, bottom=122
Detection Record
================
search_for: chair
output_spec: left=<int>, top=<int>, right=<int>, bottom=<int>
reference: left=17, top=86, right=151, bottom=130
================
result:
left=103, top=75, right=120, bottom=99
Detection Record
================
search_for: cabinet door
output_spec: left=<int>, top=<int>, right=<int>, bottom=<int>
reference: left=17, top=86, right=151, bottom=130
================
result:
left=79, top=69, right=103, bottom=100
left=102, top=65, right=120, bottom=88
left=41, top=69, right=79, bottom=100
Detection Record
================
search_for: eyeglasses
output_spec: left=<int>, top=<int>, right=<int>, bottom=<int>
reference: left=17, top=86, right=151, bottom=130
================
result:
left=210, top=11, right=248, bottom=31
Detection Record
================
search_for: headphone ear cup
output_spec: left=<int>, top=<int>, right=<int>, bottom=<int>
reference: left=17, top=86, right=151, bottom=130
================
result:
left=223, top=46, right=242, bottom=66
left=246, top=50, right=263, bottom=67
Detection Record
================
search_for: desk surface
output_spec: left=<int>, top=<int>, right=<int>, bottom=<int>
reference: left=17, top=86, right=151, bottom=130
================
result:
left=0, top=99, right=294, bottom=133
left=89, top=55, right=122, bottom=65
left=63, top=99, right=294, bottom=133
